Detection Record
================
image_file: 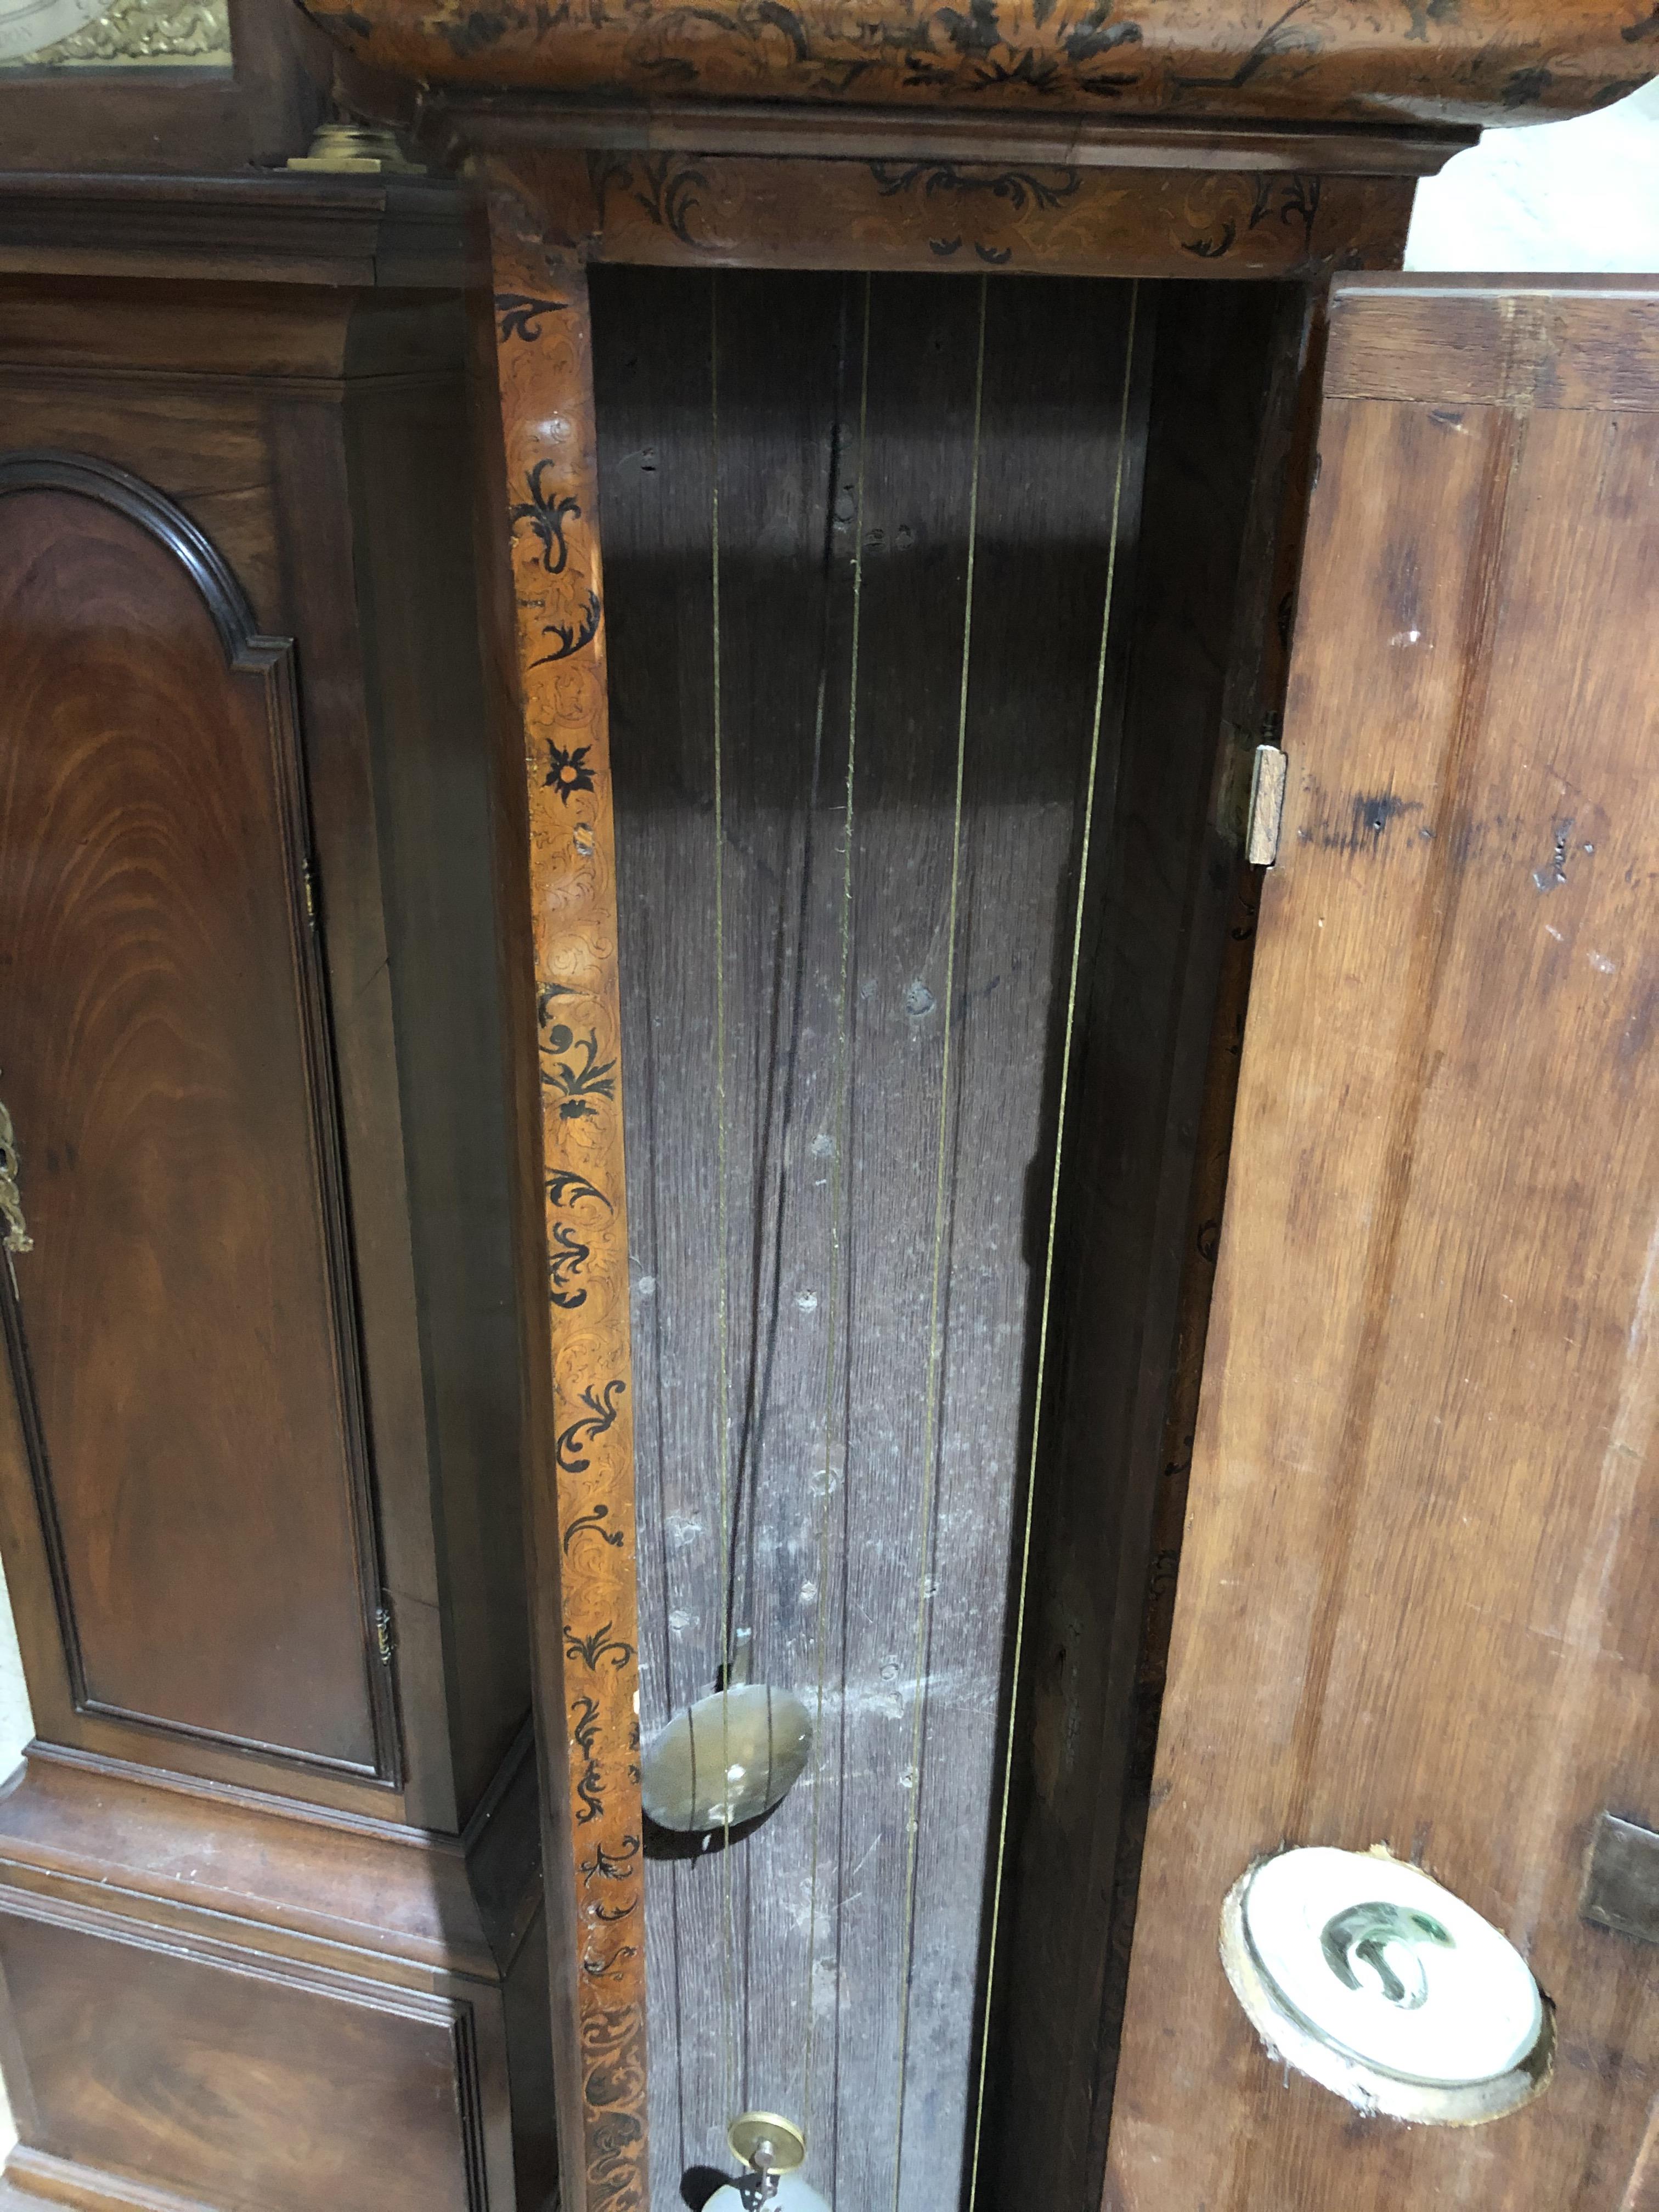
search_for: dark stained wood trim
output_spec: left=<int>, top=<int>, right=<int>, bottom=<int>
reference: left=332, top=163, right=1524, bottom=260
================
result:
left=436, top=95, right=1476, bottom=178
left=0, top=173, right=464, bottom=290
left=5, top=1727, right=542, bottom=1976
left=1087, top=285, right=1329, bottom=2187
left=0, top=1818, right=495, bottom=1997
left=336, top=364, right=533, bottom=1833
left=4, top=2145, right=225, bottom=2211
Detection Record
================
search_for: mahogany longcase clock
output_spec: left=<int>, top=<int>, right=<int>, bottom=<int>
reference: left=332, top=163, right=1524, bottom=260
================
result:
left=0, top=4, right=1652, bottom=2211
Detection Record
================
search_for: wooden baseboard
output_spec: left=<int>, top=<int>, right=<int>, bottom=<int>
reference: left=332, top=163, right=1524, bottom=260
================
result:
left=3, top=2147, right=219, bottom=2212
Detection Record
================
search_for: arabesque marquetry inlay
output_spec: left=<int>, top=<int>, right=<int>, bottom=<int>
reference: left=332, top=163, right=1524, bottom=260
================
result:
left=484, top=174, right=649, bottom=2212
left=304, top=0, right=1652, bottom=127
left=579, top=148, right=1413, bottom=276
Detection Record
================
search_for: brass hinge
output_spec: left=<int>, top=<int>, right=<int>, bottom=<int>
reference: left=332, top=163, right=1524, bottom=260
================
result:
left=0, top=1099, right=32, bottom=1257
left=374, top=1602, right=395, bottom=1665
left=1246, top=743, right=1288, bottom=867
left=302, top=859, right=319, bottom=929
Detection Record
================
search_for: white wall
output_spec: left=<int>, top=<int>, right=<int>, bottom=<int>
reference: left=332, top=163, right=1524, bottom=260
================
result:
left=1407, top=76, right=1659, bottom=274
left=0, top=1559, right=27, bottom=1783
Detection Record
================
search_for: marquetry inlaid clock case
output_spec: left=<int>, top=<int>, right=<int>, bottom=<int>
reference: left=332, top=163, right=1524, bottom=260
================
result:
left=0, top=7, right=1653, bottom=2212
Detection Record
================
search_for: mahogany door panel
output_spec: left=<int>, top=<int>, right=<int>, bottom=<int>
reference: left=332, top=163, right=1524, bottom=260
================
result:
left=0, top=1906, right=484, bottom=2212
left=0, top=460, right=390, bottom=1778
left=1107, top=278, right=1659, bottom=2209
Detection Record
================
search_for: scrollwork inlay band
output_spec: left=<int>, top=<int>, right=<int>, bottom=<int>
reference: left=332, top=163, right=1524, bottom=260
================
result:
left=486, top=170, right=650, bottom=2212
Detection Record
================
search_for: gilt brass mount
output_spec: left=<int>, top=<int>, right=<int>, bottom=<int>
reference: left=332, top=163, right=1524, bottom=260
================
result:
left=0, top=1101, right=31, bottom=1257
left=286, top=120, right=422, bottom=174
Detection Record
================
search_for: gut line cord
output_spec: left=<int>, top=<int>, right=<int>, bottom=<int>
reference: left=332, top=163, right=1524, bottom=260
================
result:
left=706, top=274, right=870, bottom=2182
left=698, top=273, right=1137, bottom=2205
left=708, top=269, right=742, bottom=2129
left=800, top=270, right=871, bottom=2176
left=888, top=270, right=989, bottom=2212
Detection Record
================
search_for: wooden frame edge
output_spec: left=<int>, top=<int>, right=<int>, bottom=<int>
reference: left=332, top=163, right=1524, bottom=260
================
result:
left=475, top=160, right=648, bottom=2212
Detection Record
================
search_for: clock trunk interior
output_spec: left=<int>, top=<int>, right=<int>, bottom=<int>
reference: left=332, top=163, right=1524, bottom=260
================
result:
left=584, top=261, right=1301, bottom=2209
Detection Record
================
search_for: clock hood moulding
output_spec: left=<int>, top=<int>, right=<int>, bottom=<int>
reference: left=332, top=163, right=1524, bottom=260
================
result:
left=291, top=0, right=1657, bottom=132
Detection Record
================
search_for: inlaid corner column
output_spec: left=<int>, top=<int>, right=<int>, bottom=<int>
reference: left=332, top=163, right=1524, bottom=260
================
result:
left=478, top=158, right=648, bottom=2212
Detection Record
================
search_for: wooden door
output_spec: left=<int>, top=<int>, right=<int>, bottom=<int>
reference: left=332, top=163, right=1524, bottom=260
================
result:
left=0, top=456, right=393, bottom=1780
left=1107, top=276, right=1659, bottom=2209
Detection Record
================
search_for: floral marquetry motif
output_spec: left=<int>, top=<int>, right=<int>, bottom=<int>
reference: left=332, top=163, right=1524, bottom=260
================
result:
left=302, top=0, right=1651, bottom=128
left=484, top=176, right=650, bottom=2212
left=581, top=150, right=1414, bottom=278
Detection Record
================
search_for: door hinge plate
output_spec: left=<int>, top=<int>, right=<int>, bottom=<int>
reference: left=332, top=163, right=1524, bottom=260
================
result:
left=1582, top=1811, right=1659, bottom=1947
left=1246, top=743, right=1288, bottom=867
left=375, top=1602, right=395, bottom=1665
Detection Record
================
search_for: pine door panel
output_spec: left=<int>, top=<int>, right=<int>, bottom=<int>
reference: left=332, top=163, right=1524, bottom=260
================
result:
left=1107, top=278, right=1659, bottom=2210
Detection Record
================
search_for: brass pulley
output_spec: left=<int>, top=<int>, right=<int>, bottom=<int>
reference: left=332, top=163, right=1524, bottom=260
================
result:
left=704, top=2112, right=829, bottom=2210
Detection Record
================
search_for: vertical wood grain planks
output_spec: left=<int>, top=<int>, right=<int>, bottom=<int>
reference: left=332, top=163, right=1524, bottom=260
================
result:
left=591, top=266, right=1146, bottom=2210
left=1106, top=277, right=1659, bottom=2212
left=482, top=172, right=648, bottom=2212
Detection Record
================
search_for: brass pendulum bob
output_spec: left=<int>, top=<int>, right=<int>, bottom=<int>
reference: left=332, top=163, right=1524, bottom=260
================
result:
left=640, top=1628, right=811, bottom=1835
left=705, top=2112, right=831, bottom=2211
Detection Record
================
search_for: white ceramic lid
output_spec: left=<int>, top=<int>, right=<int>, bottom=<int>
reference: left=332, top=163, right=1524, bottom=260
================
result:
left=1240, top=1846, right=1543, bottom=2087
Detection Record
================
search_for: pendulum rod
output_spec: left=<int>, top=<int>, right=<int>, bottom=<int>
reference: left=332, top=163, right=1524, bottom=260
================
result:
left=962, top=280, right=1142, bottom=2212
left=702, top=274, right=870, bottom=2184
left=800, top=270, right=871, bottom=2166
left=707, top=272, right=743, bottom=2128
left=889, top=273, right=990, bottom=2212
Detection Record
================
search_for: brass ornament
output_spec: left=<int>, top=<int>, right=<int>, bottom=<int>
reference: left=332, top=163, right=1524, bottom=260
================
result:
left=287, top=119, right=422, bottom=173
left=0, top=1102, right=32, bottom=1259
